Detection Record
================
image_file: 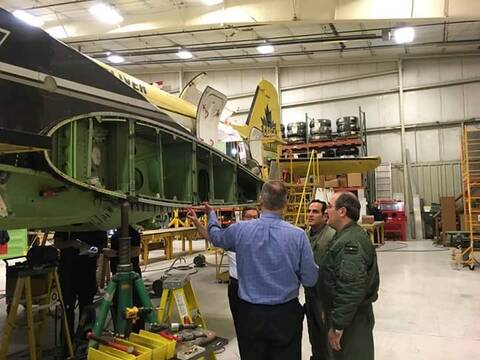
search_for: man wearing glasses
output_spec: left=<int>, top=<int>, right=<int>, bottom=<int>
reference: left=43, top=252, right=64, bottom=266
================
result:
left=322, top=192, right=380, bottom=360
left=305, top=200, right=335, bottom=360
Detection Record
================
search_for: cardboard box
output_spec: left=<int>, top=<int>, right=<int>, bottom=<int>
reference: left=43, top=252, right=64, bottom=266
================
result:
left=460, top=214, right=467, bottom=231
left=362, top=215, right=375, bottom=224
left=324, top=178, right=339, bottom=188
left=347, top=173, right=363, bottom=187
left=317, top=175, right=325, bottom=188
left=440, top=197, right=456, bottom=246
left=325, top=175, right=337, bottom=181
left=338, top=175, right=348, bottom=188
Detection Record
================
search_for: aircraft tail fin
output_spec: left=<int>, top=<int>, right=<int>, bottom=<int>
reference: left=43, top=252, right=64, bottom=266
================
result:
left=232, top=80, right=283, bottom=168
left=232, top=79, right=281, bottom=140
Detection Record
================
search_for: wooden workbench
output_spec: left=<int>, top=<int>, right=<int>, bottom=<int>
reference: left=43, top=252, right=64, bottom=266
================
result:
left=140, top=227, right=206, bottom=265
left=360, top=221, right=385, bottom=246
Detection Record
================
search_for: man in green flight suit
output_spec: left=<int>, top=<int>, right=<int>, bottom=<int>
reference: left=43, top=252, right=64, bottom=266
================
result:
left=305, top=200, right=336, bottom=360
left=323, top=192, right=380, bottom=360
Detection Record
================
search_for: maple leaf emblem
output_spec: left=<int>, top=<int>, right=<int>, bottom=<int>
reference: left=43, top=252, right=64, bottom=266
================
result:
left=261, top=105, right=275, bottom=136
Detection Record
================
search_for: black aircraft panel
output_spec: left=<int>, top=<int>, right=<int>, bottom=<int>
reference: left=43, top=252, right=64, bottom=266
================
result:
left=0, top=8, right=145, bottom=101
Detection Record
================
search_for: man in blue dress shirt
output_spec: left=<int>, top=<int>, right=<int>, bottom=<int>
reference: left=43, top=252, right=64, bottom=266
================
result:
left=188, top=180, right=318, bottom=360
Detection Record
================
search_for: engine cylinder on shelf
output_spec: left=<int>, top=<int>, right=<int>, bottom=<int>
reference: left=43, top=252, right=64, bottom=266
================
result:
left=309, top=118, right=332, bottom=141
left=286, top=121, right=307, bottom=144
left=336, top=116, right=360, bottom=138
left=336, top=146, right=359, bottom=157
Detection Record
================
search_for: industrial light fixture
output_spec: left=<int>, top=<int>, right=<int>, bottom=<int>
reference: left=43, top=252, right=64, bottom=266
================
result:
left=13, top=10, right=44, bottom=27
left=393, top=27, right=415, bottom=44
left=46, top=26, right=69, bottom=39
left=89, top=3, right=124, bottom=25
left=177, top=50, right=193, bottom=59
left=257, top=44, right=275, bottom=54
left=202, top=0, right=224, bottom=5
left=107, top=54, right=125, bottom=64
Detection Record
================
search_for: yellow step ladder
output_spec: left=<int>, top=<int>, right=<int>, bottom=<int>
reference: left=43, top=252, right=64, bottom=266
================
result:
left=0, top=265, right=73, bottom=360
left=157, top=274, right=215, bottom=360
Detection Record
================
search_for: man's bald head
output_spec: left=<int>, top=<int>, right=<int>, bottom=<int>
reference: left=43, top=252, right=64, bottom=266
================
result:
left=260, top=180, right=288, bottom=211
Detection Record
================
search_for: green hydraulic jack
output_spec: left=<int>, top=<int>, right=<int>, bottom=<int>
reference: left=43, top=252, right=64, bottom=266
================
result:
left=90, top=201, right=157, bottom=346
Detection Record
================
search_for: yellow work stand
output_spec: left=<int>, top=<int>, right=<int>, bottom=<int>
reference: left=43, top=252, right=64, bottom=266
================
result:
left=0, top=265, right=73, bottom=360
left=168, top=209, right=187, bottom=228
left=214, top=249, right=230, bottom=283
left=157, top=274, right=215, bottom=360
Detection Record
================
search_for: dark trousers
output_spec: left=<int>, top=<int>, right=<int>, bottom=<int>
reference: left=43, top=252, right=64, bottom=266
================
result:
left=228, top=277, right=240, bottom=325
left=330, top=304, right=375, bottom=360
left=237, top=297, right=304, bottom=360
left=228, top=277, right=243, bottom=355
left=305, top=296, right=330, bottom=360
left=60, top=267, right=97, bottom=338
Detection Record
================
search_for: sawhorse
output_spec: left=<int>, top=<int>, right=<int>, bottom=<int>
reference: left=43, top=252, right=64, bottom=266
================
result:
left=157, top=274, right=215, bottom=360
left=0, top=265, right=73, bottom=360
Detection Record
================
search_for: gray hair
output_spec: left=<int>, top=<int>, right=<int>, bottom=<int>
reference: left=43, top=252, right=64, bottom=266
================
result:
left=335, top=192, right=361, bottom=221
left=261, top=180, right=287, bottom=210
left=242, top=206, right=259, bottom=217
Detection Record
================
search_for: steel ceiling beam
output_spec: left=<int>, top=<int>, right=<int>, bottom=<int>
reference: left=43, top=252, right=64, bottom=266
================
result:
left=66, top=19, right=480, bottom=46
left=24, top=0, right=93, bottom=10
left=88, top=34, right=381, bottom=58
left=118, top=38, right=480, bottom=66
left=66, top=24, right=267, bottom=45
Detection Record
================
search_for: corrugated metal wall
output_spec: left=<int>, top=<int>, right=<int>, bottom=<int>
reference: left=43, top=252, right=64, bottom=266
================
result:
left=391, top=161, right=462, bottom=204
left=132, top=56, right=480, bottom=206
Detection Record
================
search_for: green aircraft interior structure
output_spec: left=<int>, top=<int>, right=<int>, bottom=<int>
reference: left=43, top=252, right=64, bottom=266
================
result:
left=0, top=8, right=264, bottom=232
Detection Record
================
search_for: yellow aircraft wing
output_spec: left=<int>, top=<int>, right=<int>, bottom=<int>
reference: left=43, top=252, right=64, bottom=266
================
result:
left=95, top=60, right=197, bottom=120
left=279, top=156, right=382, bottom=176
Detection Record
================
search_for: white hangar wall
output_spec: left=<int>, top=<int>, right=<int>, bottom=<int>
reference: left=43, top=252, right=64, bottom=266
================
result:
left=134, top=55, right=480, bottom=204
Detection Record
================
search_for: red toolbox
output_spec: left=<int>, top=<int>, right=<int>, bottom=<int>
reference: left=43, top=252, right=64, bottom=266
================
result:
left=378, top=200, right=407, bottom=241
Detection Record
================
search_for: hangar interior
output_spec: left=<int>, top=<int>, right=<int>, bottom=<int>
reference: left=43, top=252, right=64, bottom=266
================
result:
left=0, top=1, right=479, bottom=359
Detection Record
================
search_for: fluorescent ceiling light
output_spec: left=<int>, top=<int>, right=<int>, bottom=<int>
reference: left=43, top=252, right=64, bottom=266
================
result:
left=13, top=10, right=44, bottom=27
left=107, top=54, right=125, bottom=63
left=202, top=0, right=223, bottom=5
left=257, top=44, right=275, bottom=54
left=177, top=50, right=193, bottom=59
left=89, top=3, right=123, bottom=25
left=46, top=26, right=69, bottom=39
left=393, top=27, right=415, bottom=44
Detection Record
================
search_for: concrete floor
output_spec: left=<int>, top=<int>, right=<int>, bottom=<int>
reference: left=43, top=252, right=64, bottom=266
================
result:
left=192, top=240, right=480, bottom=360
left=0, top=239, right=479, bottom=359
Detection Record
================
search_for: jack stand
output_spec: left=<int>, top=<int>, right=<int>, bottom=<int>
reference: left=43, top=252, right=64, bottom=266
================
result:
left=168, top=209, right=187, bottom=228
left=157, top=274, right=215, bottom=360
left=90, top=202, right=157, bottom=346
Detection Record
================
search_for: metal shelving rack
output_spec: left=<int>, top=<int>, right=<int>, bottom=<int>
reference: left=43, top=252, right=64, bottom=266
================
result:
left=375, top=162, right=393, bottom=200
left=283, top=106, right=367, bottom=159
left=460, top=126, right=480, bottom=270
